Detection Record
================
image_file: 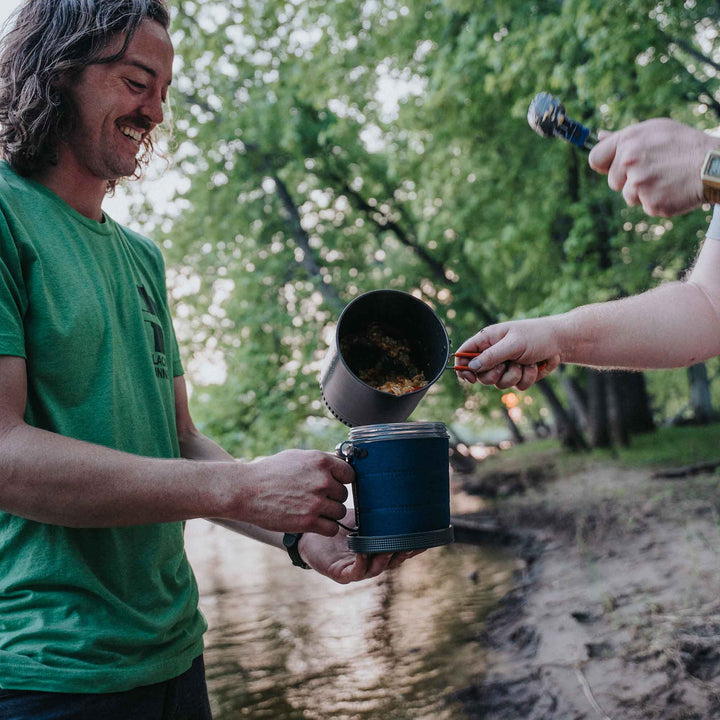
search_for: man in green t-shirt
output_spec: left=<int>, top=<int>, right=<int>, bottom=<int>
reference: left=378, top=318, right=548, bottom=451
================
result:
left=0, top=1, right=412, bottom=717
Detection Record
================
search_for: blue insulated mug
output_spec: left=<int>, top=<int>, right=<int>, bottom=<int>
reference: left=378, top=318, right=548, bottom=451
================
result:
left=338, top=422, right=454, bottom=553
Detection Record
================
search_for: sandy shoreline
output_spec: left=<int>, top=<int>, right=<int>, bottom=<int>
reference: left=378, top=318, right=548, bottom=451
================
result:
left=451, top=455, right=720, bottom=719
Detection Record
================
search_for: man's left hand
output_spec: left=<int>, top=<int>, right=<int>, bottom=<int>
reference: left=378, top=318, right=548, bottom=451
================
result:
left=298, top=508, right=422, bottom=584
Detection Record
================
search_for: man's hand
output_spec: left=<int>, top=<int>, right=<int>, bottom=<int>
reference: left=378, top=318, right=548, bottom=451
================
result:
left=454, top=318, right=562, bottom=390
left=298, top=508, right=421, bottom=584
left=227, top=450, right=354, bottom=537
left=588, top=118, right=718, bottom=217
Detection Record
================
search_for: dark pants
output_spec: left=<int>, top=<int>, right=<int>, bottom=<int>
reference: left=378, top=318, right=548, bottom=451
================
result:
left=0, top=655, right=212, bottom=720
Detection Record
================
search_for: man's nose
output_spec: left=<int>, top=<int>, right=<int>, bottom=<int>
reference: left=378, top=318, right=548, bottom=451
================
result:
left=140, top=92, right=164, bottom=126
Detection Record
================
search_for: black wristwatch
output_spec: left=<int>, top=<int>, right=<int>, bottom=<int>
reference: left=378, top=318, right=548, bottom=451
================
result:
left=282, top=533, right=310, bottom=569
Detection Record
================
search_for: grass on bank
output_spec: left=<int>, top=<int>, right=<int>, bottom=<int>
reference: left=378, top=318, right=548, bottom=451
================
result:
left=483, top=422, right=720, bottom=474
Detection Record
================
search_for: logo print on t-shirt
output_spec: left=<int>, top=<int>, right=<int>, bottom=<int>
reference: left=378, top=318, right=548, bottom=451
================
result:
left=137, top=285, right=168, bottom=380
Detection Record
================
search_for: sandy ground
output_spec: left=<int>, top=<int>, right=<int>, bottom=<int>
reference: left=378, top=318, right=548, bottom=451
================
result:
left=450, top=454, right=720, bottom=720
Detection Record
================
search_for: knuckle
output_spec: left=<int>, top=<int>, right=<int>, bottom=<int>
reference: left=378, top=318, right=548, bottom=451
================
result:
left=622, top=187, right=639, bottom=205
left=608, top=175, right=624, bottom=192
left=311, top=449, right=329, bottom=466
left=645, top=201, right=668, bottom=218
left=622, top=150, right=640, bottom=167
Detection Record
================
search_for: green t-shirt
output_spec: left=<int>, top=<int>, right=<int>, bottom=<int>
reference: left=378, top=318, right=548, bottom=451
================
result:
left=0, top=162, right=206, bottom=693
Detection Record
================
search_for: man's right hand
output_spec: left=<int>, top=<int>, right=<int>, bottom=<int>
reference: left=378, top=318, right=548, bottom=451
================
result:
left=227, top=450, right=353, bottom=537
left=454, top=317, right=562, bottom=390
left=588, top=118, right=719, bottom=217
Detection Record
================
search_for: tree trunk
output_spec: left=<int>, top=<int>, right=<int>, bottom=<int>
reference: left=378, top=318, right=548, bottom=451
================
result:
left=688, top=363, right=715, bottom=424
left=559, top=367, right=590, bottom=433
left=606, top=372, right=630, bottom=448
left=586, top=369, right=611, bottom=448
left=536, top=378, right=589, bottom=450
left=271, top=171, right=345, bottom=314
left=502, top=406, right=525, bottom=445
left=619, top=370, right=655, bottom=435
left=586, top=369, right=653, bottom=448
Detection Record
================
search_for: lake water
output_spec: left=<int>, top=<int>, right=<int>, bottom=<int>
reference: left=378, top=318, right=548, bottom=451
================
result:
left=185, top=519, right=516, bottom=719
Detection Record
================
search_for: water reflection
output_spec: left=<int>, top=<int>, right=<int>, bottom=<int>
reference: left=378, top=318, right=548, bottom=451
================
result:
left=185, top=521, right=514, bottom=719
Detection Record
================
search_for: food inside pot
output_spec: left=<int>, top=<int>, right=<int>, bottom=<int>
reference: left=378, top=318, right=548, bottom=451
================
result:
left=339, top=322, right=428, bottom=396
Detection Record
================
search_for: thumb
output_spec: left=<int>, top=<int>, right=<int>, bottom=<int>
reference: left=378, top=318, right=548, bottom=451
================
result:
left=467, top=335, right=511, bottom=372
left=588, top=128, right=616, bottom=174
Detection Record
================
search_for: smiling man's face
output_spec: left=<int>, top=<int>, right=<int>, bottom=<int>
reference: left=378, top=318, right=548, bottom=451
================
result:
left=61, top=18, right=173, bottom=184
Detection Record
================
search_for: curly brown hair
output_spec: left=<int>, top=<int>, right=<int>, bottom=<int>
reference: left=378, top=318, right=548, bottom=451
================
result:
left=0, top=0, right=170, bottom=188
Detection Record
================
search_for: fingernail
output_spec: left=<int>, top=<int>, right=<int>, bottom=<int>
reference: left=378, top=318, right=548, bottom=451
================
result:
left=468, top=360, right=482, bottom=372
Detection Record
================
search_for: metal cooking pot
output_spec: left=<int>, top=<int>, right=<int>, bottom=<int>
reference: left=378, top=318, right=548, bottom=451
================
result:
left=320, top=289, right=450, bottom=427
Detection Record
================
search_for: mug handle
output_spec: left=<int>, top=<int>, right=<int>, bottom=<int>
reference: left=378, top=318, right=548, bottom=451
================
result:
left=335, top=441, right=360, bottom=532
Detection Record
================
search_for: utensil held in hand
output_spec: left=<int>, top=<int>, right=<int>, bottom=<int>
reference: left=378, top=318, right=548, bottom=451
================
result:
left=527, top=92, right=597, bottom=152
left=449, top=352, right=548, bottom=372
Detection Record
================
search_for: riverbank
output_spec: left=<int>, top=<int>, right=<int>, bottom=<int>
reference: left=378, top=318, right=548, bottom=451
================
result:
left=451, top=443, right=720, bottom=719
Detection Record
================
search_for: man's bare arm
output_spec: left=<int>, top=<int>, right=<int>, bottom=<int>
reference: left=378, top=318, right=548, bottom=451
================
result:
left=455, top=238, right=720, bottom=389
left=0, top=356, right=350, bottom=534
left=173, top=375, right=284, bottom=547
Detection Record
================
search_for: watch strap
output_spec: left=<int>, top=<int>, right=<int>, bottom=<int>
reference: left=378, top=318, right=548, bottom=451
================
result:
left=282, top=533, right=310, bottom=569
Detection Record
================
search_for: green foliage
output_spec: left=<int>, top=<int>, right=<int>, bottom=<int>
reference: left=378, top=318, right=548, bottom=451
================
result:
left=134, top=0, right=720, bottom=456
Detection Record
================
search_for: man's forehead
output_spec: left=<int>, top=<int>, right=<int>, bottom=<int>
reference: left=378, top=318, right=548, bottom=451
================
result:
left=104, top=20, right=173, bottom=82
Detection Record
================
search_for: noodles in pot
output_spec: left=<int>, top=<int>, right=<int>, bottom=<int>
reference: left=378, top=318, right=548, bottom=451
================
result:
left=340, top=322, right=428, bottom=396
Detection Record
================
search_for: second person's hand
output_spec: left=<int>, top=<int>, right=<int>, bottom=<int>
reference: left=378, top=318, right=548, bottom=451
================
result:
left=588, top=119, right=718, bottom=217
left=454, top=318, right=561, bottom=390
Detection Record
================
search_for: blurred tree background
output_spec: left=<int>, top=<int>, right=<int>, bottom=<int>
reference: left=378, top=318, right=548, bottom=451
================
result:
left=128, top=0, right=720, bottom=458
